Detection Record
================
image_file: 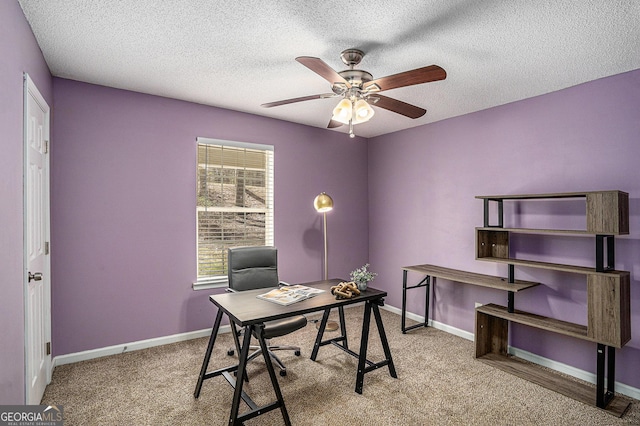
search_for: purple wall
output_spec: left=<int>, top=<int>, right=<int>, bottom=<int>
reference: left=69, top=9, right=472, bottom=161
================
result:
left=368, top=68, right=640, bottom=389
left=4, top=0, right=640, bottom=402
left=0, top=1, right=53, bottom=404
left=50, top=79, right=369, bottom=356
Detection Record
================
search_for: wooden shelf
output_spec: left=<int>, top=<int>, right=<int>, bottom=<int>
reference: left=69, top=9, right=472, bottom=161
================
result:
left=475, top=305, right=631, bottom=415
left=402, top=264, right=539, bottom=292
left=477, top=303, right=590, bottom=342
left=475, top=256, right=630, bottom=278
left=476, top=190, right=629, bottom=235
left=476, top=226, right=592, bottom=235
left=476, top=353, right=631, bottom=417
left=475, top=190, right=623, bottom=201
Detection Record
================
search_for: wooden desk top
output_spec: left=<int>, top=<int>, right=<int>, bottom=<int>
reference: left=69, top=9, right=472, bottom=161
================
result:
left=210, top=279, right=387, bottom=327
left=402, top=264, right=539, bottom=292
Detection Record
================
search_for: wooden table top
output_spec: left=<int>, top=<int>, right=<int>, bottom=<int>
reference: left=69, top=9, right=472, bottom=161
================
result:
left=210, top=279, right=387, bottom=326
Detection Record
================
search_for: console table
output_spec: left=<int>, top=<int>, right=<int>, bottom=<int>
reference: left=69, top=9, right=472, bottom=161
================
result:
left=401, top=264, right=539, bottom=333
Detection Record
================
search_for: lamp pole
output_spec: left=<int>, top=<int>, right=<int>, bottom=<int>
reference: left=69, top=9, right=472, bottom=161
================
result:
left=314, top=192, right=338, bottom=331
left=313, top=192, right=334, bottom=281
left=322, top=210, right=328, bottom=280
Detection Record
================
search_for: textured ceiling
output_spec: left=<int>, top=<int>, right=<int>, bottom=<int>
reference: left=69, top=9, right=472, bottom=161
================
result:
left=18, top=0, right=640, bottom=138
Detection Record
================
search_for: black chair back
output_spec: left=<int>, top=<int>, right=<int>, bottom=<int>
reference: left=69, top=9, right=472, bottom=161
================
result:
left=228, top=246, right=279, bottom=292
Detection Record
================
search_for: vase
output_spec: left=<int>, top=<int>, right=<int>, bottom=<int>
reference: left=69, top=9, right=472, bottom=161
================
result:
left=356, top=280, right=368, bottom=291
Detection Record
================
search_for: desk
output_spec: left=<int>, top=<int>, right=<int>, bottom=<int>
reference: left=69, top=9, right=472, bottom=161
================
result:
left=194, top=279, right=397, bottom=425
left=401, top=264, right=540, bottom=333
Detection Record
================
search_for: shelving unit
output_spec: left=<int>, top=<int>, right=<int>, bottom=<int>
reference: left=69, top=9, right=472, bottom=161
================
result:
left=473, top=190, right=631, bottom=416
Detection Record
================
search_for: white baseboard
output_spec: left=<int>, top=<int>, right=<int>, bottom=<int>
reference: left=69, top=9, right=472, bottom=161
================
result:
left=509, top=346, right=640, bottom=401
left=382, top=304, right=640, bottom=401
left=52, top=307, right=363, bottom=368
left=53, top=304, right=640, bottom=401
left=381, top=304, right=475, bottom=341
left=53, top=325, right=232, bottom=367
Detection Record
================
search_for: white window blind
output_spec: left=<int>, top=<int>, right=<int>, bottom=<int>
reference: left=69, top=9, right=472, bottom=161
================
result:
left=195, top=138, right=274, bottom=288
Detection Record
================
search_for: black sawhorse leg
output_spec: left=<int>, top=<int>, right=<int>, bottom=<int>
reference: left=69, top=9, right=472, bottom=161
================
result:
left=355, top=300, right=397, bottom=394
left=194, top=314, right=291, bottom=425
left=311, top=306, right=348, bottom=360
left=228, top=324, right=290, bottom=425
left=311, top=299, right=397, bottom=394
left=194, top=308, right=224, bottom=398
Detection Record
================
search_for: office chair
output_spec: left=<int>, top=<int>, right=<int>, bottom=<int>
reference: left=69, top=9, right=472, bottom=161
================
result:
left=226, top=246, right=307, bottom=377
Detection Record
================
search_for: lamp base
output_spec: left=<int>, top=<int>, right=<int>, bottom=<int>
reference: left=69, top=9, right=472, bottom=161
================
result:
left=317, top=320, right=339, bottom=331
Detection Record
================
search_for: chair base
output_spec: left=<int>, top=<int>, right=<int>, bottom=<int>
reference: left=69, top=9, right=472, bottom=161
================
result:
left=228, top=341, right=302, bottom=377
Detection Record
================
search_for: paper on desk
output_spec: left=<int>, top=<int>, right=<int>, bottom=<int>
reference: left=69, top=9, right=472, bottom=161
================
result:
left=257, top=285, right=324, bottom=306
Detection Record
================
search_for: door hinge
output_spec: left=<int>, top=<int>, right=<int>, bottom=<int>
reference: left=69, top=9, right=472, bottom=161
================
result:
left=45, top=241, right=50, bottom=255
left=46, top=342, right=51, bottom=356
left=44, top=140, right=49, bottom=154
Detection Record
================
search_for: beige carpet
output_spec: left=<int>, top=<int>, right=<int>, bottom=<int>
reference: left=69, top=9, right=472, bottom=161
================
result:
left=42, top=307, right=639, bottom=425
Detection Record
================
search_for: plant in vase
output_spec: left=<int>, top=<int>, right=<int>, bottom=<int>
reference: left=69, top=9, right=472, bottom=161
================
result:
left=350, top=264, right=377, bottom=291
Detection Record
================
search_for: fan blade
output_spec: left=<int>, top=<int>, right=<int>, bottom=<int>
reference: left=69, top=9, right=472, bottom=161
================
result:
left=296, top=56, right=351, bottom=88
left=363, top=65, right=446, bottom=92
left=261, top=93, right=335, bottom=108
left=327, top=119, right=343, bottom=128
left=372, top=94, right=427, bottom=119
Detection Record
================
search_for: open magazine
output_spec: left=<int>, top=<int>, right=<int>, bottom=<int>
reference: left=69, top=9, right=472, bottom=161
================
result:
left=257, top=284, right=325, bottom=306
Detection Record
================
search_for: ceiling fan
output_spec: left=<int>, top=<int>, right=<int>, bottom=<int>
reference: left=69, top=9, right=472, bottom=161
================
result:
left=261, top=48, right=446, bottom=138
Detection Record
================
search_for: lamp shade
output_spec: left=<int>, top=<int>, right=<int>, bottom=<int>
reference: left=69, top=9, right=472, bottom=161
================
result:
left=314, top=192, right=334, bottom=212
left=352, top=99, right=375, bottom=124
left=331, top=99, right=352, bottom=125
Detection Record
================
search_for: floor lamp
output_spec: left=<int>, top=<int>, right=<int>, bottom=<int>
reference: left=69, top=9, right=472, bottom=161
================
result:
left=313, top=192, right=338, bottom=331
left=313, top=192, right=333, bottom=280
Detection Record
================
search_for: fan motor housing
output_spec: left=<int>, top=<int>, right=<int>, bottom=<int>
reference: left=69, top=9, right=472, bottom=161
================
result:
left=340, top=48, right=364, bottom=66
left=337, top=69, right=373, bottom=88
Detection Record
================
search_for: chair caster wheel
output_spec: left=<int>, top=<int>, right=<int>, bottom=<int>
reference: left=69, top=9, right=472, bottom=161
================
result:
left=294, top=350, right=301, bottom=356
left=279, top=370, right=287, bottom=377
left=227, top=349, right=234, bottom=356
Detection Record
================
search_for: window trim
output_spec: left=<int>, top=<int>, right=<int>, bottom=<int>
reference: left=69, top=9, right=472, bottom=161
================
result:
left=193, top=137, right=274, bottom=291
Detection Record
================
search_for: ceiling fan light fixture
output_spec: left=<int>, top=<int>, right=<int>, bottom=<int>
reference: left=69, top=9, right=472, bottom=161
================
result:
left=332, top=98, right=353, bottom=124
left=352, top=99, right=374, bottom=124
left=264, top=49, right=445, bottom=137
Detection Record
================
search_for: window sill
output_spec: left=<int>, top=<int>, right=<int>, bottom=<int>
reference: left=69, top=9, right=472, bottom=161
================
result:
left=192, top=278, right=227, bottom=291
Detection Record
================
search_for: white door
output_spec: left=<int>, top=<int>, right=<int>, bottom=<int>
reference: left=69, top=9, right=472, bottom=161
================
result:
left=24, top=74, right=51, bottom=405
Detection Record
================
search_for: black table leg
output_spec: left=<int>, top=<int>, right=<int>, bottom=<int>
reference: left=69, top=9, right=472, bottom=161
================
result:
left=355, top=299, right=398, bottom=394
left=355, top=301, right=373, bottom=394
left=194, top=308, right=224, bottom=399
left=311, top=306, right=351, bottom=361
left=256, top=324, right=291, bottom=426
left=338, top=306, right=348, bottom=349
left=372, top=302, right=397, bottom=379
left=402, top=273, right=430, bottom=333
left=311, top=309, right=331, bottom=361
left=229, top=323, right=249, bottom=383
left=402, top=270, right=408, bottom=333
left=229, top=325, right=252, bottom=425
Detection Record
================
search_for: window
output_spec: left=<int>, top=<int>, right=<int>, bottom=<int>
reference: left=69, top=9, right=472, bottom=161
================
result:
left=194, top=138, right=274, bottom=289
